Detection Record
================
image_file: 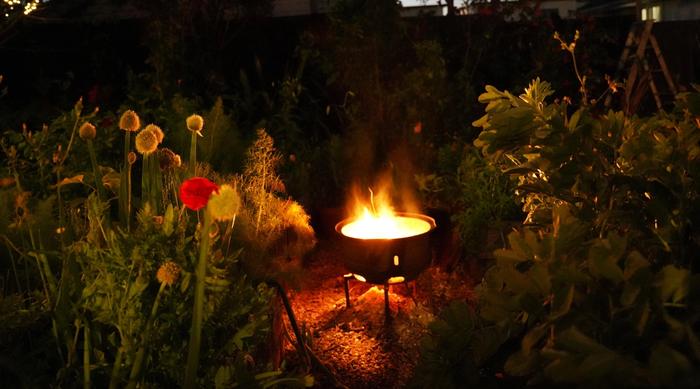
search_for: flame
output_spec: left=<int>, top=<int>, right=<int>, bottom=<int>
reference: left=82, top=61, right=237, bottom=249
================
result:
left=340, top=188, right=431, bottom=240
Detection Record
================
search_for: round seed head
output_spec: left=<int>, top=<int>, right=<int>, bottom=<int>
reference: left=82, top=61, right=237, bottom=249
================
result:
left=119, top=110, right=141, bottom=132
left=186, top=114, right=204, bottom=136
left=144, top=123, right=164, bottom=144
left=79, top=122, right=96, bottom=140
left=156, top=261, right=181, bottom=286
left=135, top=129, right=158, bottom=155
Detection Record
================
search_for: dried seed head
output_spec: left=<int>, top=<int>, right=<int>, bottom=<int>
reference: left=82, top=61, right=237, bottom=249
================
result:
left=119, top=110, right=141, bottom=132
left=186, top=114, right=204, bottom=136
left=135, top=129, right=158, bottom=155
left=144, top=123, right=164, bottom=144
left=79, top=122, right=96, bottom=140
left=156, top=261, right=181, bottom=286
left=159, top=148, right=179, bottom=171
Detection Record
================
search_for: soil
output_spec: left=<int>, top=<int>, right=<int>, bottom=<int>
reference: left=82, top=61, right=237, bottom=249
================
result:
left=283, top=239, right=478, bottom=389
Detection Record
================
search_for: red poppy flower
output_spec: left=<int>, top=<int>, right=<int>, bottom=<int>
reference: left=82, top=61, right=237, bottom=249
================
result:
left=179, top=177, right=219, bottom=211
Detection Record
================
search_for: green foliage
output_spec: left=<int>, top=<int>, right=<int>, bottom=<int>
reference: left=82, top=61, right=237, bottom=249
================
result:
left=474, top=79, right=700, bottom=262
left=418, top=79, right=700, bottom=387
left=417, top=145, right=521, bottom=255
left=411, top=301, right=511, bottom=389
left=236, top=129, right=316, bottom=281
left=0, top=102, right=313, bottom=387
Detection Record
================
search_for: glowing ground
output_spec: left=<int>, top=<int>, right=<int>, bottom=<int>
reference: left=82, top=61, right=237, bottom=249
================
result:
left=285, top=241, right=476, bottom=388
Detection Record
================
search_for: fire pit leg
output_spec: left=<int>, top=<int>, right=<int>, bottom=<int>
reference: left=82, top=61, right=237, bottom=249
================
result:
left=384, top=283, right=391, bottom=322
left=343, top=274, right=353, bottom=308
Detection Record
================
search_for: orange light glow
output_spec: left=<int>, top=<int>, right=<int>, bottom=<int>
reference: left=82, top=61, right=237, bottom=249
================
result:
left=340, top=188, right=431, bottom=239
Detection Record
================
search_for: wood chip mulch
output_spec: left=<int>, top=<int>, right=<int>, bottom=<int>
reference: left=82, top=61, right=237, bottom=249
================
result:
left=283, top=240, right=477, bottom=388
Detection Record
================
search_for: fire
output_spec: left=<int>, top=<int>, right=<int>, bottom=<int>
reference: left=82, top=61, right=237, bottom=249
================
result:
left=340, top=189, right=431, bottom=240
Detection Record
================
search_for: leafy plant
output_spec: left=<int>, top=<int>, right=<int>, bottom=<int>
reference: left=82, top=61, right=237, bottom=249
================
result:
left=0, top=103, right=314, bottom=388
left=417, top=144, right=520, bottom=257
left=236, top=129, right=315, bottom=280
left=416, top=29, right=700, bottom=387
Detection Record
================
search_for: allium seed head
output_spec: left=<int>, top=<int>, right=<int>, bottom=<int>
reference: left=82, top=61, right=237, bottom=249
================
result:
left=119, top=110, right=141, bottom=132
left=159, top=148, right=179, bottom=171
left=144, top=124, right=164, bottom=144
left=135, top=129, right=158, bottom=155
left=156, top=261, right=181, bottom=286
left=186, top=114, right=204, bottom=136
left=79, top=122, right=96, bottom=140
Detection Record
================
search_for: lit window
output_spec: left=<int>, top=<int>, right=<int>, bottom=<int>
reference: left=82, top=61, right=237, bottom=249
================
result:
left=641, top=5, right=661, bottom=21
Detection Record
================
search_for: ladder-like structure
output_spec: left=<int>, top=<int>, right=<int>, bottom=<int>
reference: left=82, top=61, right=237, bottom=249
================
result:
left=605, top=20, right=677, bottom=114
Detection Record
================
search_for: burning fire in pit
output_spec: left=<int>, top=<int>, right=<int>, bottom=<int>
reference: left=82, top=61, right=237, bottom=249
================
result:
left=340, top=207, right=432, bottom=240
left=340, top=188, right=433, bottom=240
left=335, top=187, right=436, bottom=318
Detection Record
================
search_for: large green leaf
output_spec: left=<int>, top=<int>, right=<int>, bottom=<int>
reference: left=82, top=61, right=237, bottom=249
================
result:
left=623, top=251, right=650, bottom=280
left=587, top=240, right=624, bottom=284
left=529, top=263, right=551, bottom=296
left=656, top=265, right=690, bottom=303
left=522, top=323, right=548, bottom=355
left=649, top=342, right=692, bottom=384
left=556, top=327, right=609, bottom=355
left=553, top=205, right=589, bottom=256
left=572, top=352, right=618, bottom=383
left=550, top=285, right=574, bottom=320
left=505, top=350, right=540, bottom=377
left=499, top=266, right=532, bottom=294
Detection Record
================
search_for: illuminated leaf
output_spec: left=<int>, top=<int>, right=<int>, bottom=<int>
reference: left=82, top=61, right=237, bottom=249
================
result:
left=656, top=265, right=689, bottom=303
left=529, top=263, right=551, bottom=296
left=53, top=174, right=84, bottom=188
left=550, top=285, right=574, bottom=319
left=620, top=282, right=641, bottom=307
left=623, top=251, right=650, bottom=280
left=634, top=302, right=650, bottom=336
left=232, top=321, right=256, bottom=350
left=587, top=241, right=624, bottom=284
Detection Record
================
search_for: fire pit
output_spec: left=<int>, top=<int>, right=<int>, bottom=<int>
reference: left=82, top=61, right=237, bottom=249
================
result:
left=335, top=200, right=436, bottom=319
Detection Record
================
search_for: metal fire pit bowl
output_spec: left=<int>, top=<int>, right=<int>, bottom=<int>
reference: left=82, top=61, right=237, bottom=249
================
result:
left=334, top=212, right=437, bottom=285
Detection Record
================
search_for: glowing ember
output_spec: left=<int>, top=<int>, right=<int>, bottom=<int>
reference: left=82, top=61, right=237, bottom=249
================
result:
left=340, top=208, right=431, bottom=239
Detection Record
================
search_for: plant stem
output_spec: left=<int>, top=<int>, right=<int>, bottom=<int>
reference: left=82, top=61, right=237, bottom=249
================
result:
left=87, top=140, right=104, bottom=202
left=184, top=210, right=212, bottom=389
left=126, top=282, right=166, bottom=389
left=60, top=111, right=82, bottom=167
left=123, top=132, right=130, bottom=172
left=127, top=161, right=132, bottom=230
left=56, top=170, right=66, bottom=247
left=120, top=132, right=131, bottom=229
left=108, top=347, right=124, bottom=389
left=6, top=244, right=22, bottom=294
left=83, top=322, right=91, bottom=389
left=142, top=154, right=150, bottom=211
left=189, top=131, right=197, bottom=177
